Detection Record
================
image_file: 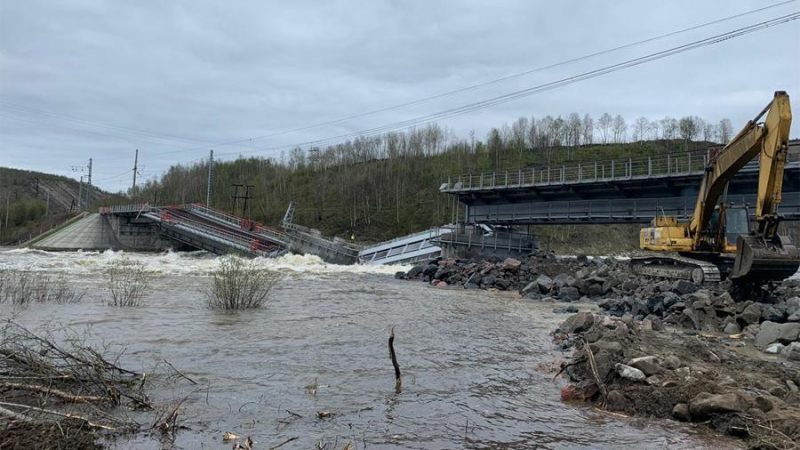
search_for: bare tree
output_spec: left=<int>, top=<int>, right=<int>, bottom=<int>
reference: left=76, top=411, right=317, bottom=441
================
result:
left=597, top=113, right=612, bottom=144
left=566, top=113, right=582, bottom=146
left=612, top=115, right=627, bottom=143
left=649, top=120, right=660, bottom=140
left=632, top=116, right=649, bottom=142
left=718, top=118, right=733, bottom=143
left=527, top=116, right=538, bottom=149
left=690, top=117, right=704, bottom=142
left=679, top=116, right=699, bottom=142
left=703, top=122, right=716, bottom=142
left=487, top=128, right=503, bottom=169
left=551, top=117, right=565, bottom=146
left=581, top=113, right=594, bottom=145
left=661, top=116, right=678, bottom=140
left=510, top=117, right=529, bottom=150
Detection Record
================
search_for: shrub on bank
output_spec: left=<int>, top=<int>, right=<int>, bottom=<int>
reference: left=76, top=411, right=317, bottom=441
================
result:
left=206, top=257, right=281, bottom=310
left=107, top=259, right=151, bottom=307
left=0, top=270, right=85, bottom=305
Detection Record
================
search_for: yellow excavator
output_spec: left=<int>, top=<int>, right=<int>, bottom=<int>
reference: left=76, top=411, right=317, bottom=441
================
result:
left=631, top=91, right=799, bottom=283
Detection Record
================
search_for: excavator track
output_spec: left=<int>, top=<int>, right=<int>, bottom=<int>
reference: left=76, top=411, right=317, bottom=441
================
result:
left=630, top=255, right=722, bottom=283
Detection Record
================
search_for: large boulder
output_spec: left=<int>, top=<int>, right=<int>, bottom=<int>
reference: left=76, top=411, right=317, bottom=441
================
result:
left=761, top=305, right=785, bottom=322
left=553, top=273, right=575, bottom=288
left=521, top=281, right=537, bottom=296
left=422, top=264, right=439, bottom=278
left=784, top=342, right=800, bottom=361
left=494, top=279, right=512, bottom=290
left=598, top=298, right=627, bottom=317
left=738, top=303, right=762, bottom=327
left=585, top=283, right=605, bottom=297
left=615, top=363, right=645, bottom=382
left=627, top=356, right=664, bottom=376
left=405, top=265, right=424, bottom=278
left=559, top=312, right=595, bottom=334
left=536, top=274, right=554, bottom=293
left=433, top=266, right=456, bottom=281
left=786, top=297, right=800, bottom=322
left=558, top=286, right=581, bottom=301
left=689, top=392, right=750, bottom=418
left=502, top=257, right=522, bottom=272
left=646, top=296, right=666, bottom=316
left=672, top=280, right=698, bottom=295
left=754, top=321, right=800, bottom=349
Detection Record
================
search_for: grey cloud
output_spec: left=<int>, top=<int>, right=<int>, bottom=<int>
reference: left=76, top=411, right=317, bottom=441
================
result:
left=1, top=0, right=798, bottom=191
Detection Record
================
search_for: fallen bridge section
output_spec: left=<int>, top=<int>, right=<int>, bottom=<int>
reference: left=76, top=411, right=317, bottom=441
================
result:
left=141, top=205, right=286, bottom=258
left=28, top=203, right=288, bottom=257
left=358, top=226, right=454, bottom=265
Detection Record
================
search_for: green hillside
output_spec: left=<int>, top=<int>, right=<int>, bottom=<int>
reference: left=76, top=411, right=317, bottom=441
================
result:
left=0, top=167, right=119, bottom=244
left=132, top=125, right=719, bottom=245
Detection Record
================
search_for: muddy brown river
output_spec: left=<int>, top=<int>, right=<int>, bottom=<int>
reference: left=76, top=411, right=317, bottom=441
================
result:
left=0, top=250, right=741, bottom=449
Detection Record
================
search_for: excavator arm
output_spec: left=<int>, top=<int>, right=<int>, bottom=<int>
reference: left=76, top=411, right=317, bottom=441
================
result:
left=754, top=91, right=792, bottom=236
left=715, top=91, right=797, bottom=281
left=688, top=114, right=765, bottom=246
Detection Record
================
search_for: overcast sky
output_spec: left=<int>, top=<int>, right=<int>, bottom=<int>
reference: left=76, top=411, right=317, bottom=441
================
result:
left=1, top=0, right=799, bottom=192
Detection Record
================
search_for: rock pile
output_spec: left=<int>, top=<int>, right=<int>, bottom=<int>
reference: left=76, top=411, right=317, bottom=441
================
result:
left=399, top=255, right=800, bottom=357
left=399, top=253, right=633, bottom=299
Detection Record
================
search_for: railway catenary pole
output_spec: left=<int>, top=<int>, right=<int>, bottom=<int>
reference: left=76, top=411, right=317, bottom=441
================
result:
left=131, top=149, right=138, bottom=198
left=86, top=158, right=92, bottom=210
left=206, top=150, right=214, bottom=207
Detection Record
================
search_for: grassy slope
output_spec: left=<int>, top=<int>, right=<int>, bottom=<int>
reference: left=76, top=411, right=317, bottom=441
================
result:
left=0, top=167, right=123, bottom=244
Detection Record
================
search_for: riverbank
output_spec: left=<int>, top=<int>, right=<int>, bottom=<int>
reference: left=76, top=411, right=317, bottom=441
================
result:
left=398, top=254, right=800, bottom=447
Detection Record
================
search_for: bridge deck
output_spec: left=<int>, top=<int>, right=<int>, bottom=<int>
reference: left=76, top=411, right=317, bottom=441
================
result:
left=442, top=144, right=800, bottom=225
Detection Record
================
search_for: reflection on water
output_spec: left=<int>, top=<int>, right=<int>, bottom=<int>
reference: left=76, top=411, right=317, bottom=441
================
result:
left=0, top=250, right=738, bottom=449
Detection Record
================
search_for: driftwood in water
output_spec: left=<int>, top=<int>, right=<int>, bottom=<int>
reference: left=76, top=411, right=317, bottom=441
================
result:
left=388, top=327, right=402, bottom=393
left=0, top=381, right=105, bottom=403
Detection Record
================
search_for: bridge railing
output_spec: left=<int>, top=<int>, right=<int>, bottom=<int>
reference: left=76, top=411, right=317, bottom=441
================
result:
left=99, top=204, right=153, bottom=215
left=158, top=209, right=282, bottom=256
left=187, top=203, right=290, bottom=245
left=441, top=150, right=796, bottom=192
left=432, top=228, right=536, bottom=253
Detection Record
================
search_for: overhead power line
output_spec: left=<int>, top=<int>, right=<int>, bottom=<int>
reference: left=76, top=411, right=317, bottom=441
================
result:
left=168, top=0, right=798, bottom=152
left=0, top=1, right=795, bottom=156
left=214, top=10, right=800, bottom=158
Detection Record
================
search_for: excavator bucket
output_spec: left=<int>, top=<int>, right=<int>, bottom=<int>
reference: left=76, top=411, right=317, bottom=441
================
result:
left=730, top=234, right=800, bottom=282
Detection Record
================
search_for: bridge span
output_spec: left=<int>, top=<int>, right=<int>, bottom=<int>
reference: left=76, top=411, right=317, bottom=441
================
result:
left=442, top=144, right=800, bottom=225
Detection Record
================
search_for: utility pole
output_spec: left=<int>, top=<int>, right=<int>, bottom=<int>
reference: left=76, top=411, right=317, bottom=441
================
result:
left=207, top=150, right=214, bottom=208
left=86, top=158, right=92, bottom=211
left=131, top=149, right=139, bottom=198
left=242, top=184, right=255, bottom=219
left=72, top=159, right=91, bottom=211
left=230, top=183, right=243, bottom=216
left=77, top=176, right=84, bottom=210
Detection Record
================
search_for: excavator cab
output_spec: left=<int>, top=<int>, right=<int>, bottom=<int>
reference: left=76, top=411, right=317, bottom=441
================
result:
left=722, top=206, right=750, bottom=250
left=703, top=205, right=750, bottom=253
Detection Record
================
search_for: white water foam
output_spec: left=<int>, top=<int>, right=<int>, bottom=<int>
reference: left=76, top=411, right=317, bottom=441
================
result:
left=0, top=248, right=412, bottom=276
